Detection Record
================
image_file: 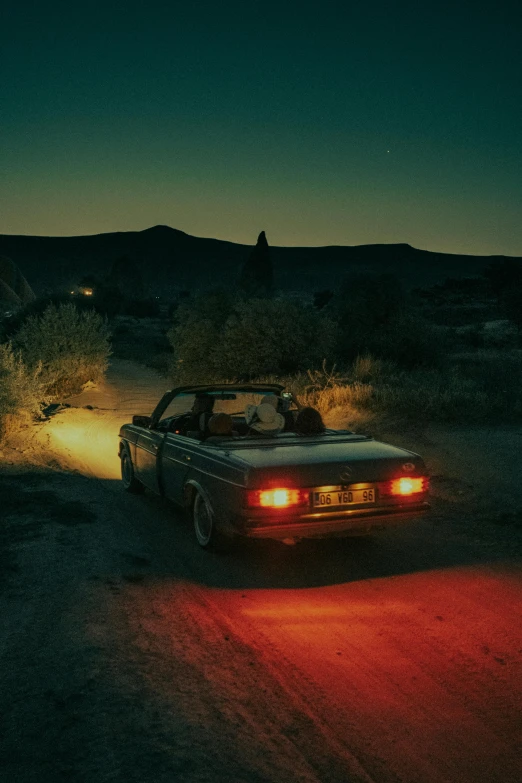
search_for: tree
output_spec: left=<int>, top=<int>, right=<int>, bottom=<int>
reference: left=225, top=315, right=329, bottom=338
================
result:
left=167, top=289, right=235, bottom=383
left=167, top=291, right=337, bottom=382
left=218, top=298, right=337, bottom=378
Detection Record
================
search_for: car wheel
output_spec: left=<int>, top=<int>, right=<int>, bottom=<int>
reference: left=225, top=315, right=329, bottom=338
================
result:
left=192, top=490, right=228, bottom=550
left=121, top=450, right=145, bottom=494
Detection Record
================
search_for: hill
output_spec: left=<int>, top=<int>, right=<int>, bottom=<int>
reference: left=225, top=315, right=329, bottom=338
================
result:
left=0, top=254, right=36, bottom=310
left=0, top=225, right=520, bottom=297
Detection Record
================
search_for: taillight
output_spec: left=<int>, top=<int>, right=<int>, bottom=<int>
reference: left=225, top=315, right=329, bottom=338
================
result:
left=246, top=488, right=309, bottom=508
left=379, top=476, right=429, bottom=497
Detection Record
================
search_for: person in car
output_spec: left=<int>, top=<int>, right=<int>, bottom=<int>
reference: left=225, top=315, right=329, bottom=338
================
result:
left=183, top=394, right=215, bottom=437
left=294, top=406, right=326, bottom=435
left=204, top=413, right=238, bottom=442
left=260, top=393, right=299, bottom=432
left=244, top=401, right=285, bottom=437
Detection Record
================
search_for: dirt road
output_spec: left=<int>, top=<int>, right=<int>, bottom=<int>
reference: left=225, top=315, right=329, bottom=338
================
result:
left=1, top=360, right=521, bottom=783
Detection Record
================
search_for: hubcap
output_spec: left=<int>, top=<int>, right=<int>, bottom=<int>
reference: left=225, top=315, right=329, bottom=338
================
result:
left=194, top=494, right=212, bottom=545
left=122, top=455, right=132, bottom=486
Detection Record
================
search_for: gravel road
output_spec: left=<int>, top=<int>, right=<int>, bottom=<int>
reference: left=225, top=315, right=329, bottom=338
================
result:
left=1, top=360, right=521, bottom=783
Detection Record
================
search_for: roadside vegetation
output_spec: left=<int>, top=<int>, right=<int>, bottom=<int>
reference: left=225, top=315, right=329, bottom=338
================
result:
left=268, top=353, right=522, bottom=433
left=2, top=237, right=521, bottom=442
left=13, top=303, right=111, bottom=397
left=0, top=343, right=42, bottom=442
left=165, top=259, right=522, bottom=433
left=0, top=302, right=111, bottom=443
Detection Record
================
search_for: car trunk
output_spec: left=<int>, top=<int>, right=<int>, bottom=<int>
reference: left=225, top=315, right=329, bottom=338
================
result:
left=224, top=435, right=426, bottom=489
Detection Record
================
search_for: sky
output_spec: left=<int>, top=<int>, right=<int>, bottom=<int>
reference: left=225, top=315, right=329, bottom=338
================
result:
left=1, top=0, right=521, bottom=256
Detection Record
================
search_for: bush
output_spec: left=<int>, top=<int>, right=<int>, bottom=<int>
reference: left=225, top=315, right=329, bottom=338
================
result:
left=167, top=292, right=337, bottom=383
left=14, top=303, right=111, bottom=397
left=327, top=273, right=447, bottom=368
left=0, top=343, right=43, bottom=442
left=288, top=353, right=521, bottom=431
left=368, top=314, right=448, bottom=368
left=217, top=298, right=337, bottom=379
left=168, top=289, right=235, bottom=383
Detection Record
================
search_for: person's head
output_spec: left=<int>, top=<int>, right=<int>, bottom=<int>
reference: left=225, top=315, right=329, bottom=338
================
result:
left=294, top=406, right=325, bottom=436
left=208, top=412, right=234, bottom=436
left=192, top=394, right=214, bottom=415
left=245, top=402, right=285, bottom=436
left=260, top=394, right=278, bottom=409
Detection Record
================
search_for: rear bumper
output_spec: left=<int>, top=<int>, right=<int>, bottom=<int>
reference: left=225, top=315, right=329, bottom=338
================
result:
left=241, top=502, right=430, bottom=540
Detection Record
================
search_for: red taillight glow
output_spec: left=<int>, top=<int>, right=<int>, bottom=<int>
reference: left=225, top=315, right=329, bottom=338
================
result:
left=379, top=476, right=429, bottom=497
left=247, top=488, right=309, bottom=508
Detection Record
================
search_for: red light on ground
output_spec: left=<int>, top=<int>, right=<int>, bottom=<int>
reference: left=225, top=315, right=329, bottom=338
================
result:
left=247, top=488, right=308, bottom=508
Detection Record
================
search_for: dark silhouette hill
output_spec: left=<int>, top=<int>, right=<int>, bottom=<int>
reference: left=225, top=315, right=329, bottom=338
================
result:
left=0, top=225, right=520, bottom=298
left=0, top=254, right=36, bottom=309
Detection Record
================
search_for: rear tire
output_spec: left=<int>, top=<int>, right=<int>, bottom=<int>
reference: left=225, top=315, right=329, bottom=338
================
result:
left=192, top=490, right=229, bottom=550
left=121, top=450, right=145, bottom=494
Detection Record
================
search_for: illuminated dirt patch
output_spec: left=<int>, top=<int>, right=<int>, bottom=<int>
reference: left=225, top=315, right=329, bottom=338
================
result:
left=33, top=359, right=166, bottom=479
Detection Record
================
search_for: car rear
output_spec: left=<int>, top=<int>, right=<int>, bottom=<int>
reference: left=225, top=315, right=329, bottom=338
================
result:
left=229, top=434, right=430, bottom=539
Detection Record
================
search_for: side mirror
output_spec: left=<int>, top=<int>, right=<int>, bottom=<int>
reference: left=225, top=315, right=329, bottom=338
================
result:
left=132, top=414, right=153, bottom=428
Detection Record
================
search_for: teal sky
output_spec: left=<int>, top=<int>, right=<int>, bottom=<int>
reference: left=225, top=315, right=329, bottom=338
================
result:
left=1, top=0, right=521, bottom=255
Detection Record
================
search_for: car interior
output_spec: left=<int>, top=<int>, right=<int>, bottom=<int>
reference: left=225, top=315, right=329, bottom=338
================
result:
left=156, top=391, right=297, bottom=441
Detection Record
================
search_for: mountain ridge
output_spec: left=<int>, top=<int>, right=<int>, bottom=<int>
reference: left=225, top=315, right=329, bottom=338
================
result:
left=0, top=225, right=519, bottom=297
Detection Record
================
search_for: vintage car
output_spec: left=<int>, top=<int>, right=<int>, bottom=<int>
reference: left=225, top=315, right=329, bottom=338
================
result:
left=118, top=384, right=430, bottom=549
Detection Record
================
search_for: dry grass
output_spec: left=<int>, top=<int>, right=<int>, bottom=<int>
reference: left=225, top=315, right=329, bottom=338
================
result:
left=258, top=352, right=522, bottom=432
left=0, top=343, right=43, bottom=444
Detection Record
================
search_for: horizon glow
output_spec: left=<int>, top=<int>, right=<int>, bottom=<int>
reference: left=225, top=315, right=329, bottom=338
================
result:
left=1, top=1, right=521, bottom=256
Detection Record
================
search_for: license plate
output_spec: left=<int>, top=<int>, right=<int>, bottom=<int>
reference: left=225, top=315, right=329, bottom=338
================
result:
left=313, top=487, right=376, bottom=508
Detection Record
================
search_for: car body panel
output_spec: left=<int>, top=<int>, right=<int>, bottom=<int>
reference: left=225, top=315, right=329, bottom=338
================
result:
left=135, top=430, right=162, bottom=493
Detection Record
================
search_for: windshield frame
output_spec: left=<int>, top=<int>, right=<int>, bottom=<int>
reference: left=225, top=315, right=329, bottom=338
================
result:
left=151, top=383, right=285, bottom=427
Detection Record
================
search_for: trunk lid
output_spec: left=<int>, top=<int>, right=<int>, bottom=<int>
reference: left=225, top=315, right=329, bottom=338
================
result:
left=223, top=434, right=426, bottom=489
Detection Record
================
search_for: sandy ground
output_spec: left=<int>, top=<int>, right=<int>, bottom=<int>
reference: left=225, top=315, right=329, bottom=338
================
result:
left=1, top=359, right=521, bottom=783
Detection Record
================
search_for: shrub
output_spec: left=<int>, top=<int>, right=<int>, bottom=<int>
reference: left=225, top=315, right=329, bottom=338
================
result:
left=0, top=343, right=42, bottom=442
left=217, top=298, right=337, bottom=379
left=167, top=292, right=337, bottom=383
left=286, top=354, right=519, bottom=431
left=3, top=294, right=73, bottom=338
left=168, top=289, right=235, bottom=383
left=328, top=273, right=446, bottom=368
left=368, top=314, right=448, bottom=368
left=14, top=303, right=111, bottom=397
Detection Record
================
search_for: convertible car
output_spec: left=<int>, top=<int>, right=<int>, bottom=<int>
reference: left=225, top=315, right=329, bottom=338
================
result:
left=119, top=384, right=430, bottom=549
